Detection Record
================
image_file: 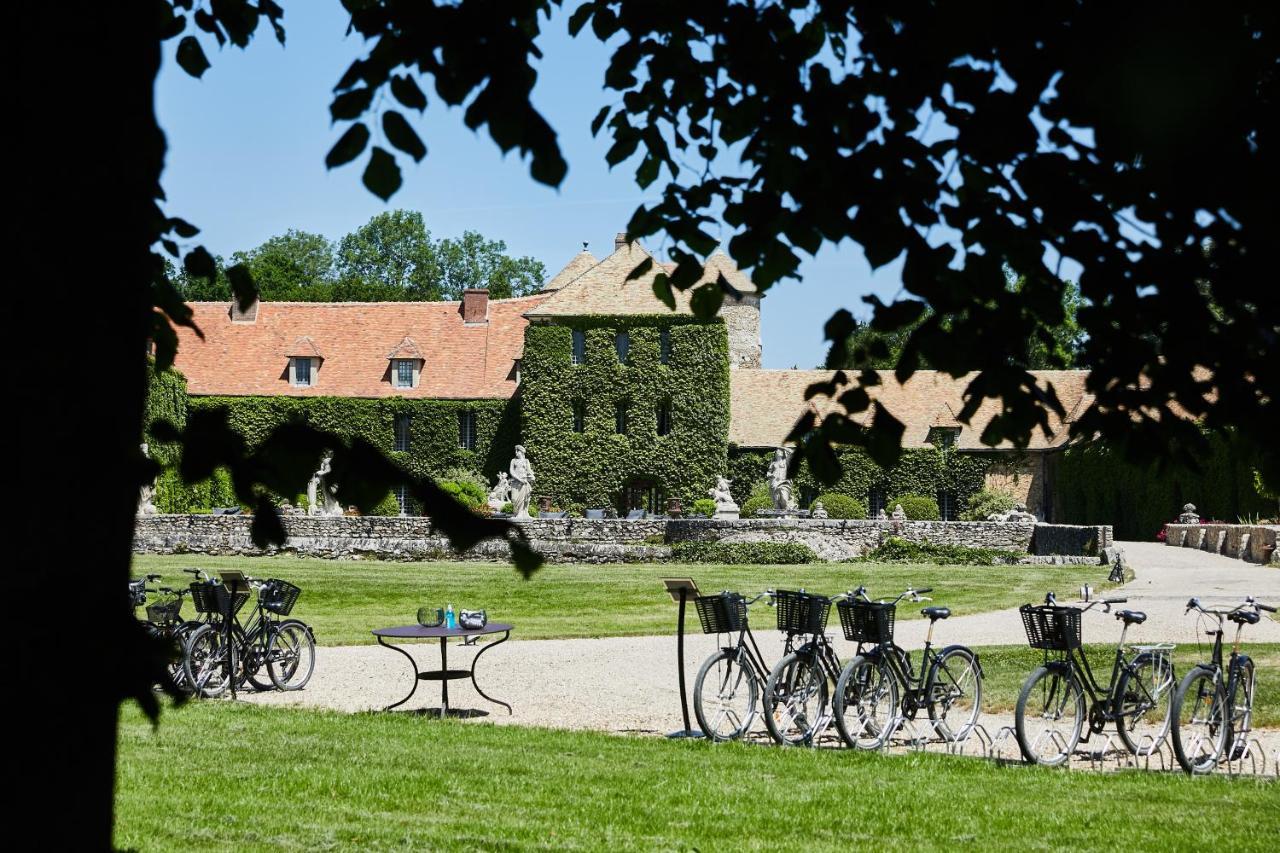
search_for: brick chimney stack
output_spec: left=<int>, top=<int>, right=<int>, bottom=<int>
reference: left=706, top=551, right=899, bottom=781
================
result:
left=614, top=232, right=630, bottom=252
left=461, top=288, right=489, bottom=324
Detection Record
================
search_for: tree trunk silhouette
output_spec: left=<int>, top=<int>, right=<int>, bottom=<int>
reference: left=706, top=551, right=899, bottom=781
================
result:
left=18, top=5, right=161, bottom=846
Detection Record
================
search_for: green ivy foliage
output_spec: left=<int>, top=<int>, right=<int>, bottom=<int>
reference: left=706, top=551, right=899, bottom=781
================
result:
left=858, top=536, right=1026, bottom=566
left=728, top=446, right=990, bottom=517
left=1054, top=434, right=1271, bottom=539
left=143, top=360, right=189, bottom=469
left=670, top=541, right=816, bottom=564
left=520, top=318, right=730, bottom=510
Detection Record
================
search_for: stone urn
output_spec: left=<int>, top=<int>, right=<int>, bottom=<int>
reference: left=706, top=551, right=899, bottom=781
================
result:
left=665, top=497, right=683, bottom=518
left=537, top=495, right=554, bottom=513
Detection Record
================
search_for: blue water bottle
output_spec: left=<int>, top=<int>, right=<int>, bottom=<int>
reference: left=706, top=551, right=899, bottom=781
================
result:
left=446, top=603, right=456, bottom=629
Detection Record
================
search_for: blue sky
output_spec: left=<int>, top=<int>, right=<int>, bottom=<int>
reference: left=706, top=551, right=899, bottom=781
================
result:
left=157, top=6, right=911, bottom=369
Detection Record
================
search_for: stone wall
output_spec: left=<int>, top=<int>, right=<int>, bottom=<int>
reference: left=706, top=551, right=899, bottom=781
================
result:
left=1162, top=523, right=1279, bottom=565
left=722, top=295, right=761, bottom=369
left=135, top=514, right=1111, bottom=563
left=983, top=455, right=1048, bottom=519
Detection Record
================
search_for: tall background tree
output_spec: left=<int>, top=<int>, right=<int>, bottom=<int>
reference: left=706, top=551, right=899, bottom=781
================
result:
left=18, top=2, right=1277, bottom=845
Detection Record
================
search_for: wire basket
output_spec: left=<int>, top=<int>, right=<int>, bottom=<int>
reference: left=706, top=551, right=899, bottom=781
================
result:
left=189, top=581, right=249, bottom=617
left=774, top=590, right=831, bottom=635
left=694, top=593, right=749, bottom=635
left=838, top=600, right=896, bottom=645
left=145, top=597, right=183, bottom=625
left=1020, top=604, right=1083, bottom=651
left=259, top=579, right=301, bottom=616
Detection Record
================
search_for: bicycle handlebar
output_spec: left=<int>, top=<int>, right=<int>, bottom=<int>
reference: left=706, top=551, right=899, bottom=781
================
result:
left=1185, top=596, right=1273, bottom=619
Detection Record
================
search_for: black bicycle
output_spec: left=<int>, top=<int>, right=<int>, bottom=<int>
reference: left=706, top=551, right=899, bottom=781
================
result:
left=1171, top=595, right=1275, bottom=774
left=833, top=587, right=983, bottom=749
left=1014, top=592, right=1175, bottom=766
left=762, top=588, right=861, bottom=746
left=184, top=576, right=315, bottom=697
left=691, top=590, right=777, bottom=741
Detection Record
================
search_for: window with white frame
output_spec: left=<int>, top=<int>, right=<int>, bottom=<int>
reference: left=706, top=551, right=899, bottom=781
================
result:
left=291, top=357, right=313, bottom=387
left=395, top=484, right=410, bottom=516
left=393, top=358, right=416, bottom=389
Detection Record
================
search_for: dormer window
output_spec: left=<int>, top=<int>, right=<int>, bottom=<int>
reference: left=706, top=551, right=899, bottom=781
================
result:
left=291, top=357, right=314, bottom=387
left=393, top=359, right=416, bottom=389
left=927, top=426, right=960, bottom=449
left=386, top=336, right=424, bottom=390
left=286, top=336, right=323, bottom=388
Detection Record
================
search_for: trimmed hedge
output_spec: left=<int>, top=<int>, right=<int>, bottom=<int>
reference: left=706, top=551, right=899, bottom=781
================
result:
left=889, top=493, right=941, bottom=521
left=960, top=488, right=1016, bottom=521
left=812, top=493, right=866, bottom=519
left=859, top=536, right=1025, bottom=565
left=521, top=318, right=730, bottom=511
left=691, top=498, right=717, bottom=517
left=740, top=495, right=773, bottom=519
left=670, top=541, right=817, bottom=564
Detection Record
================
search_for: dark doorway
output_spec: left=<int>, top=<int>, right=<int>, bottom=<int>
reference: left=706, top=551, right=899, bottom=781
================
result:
left=621, top=478, right=662, bottom=515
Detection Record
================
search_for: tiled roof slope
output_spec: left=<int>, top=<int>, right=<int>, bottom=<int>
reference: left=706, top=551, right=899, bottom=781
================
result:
left=729, top=369, right=1092, bottom=450
left=172, top=294, right=551, bottom=399
left=527, top=241, right=758, bottom=317
left=542, top=249, right=598, bottom=291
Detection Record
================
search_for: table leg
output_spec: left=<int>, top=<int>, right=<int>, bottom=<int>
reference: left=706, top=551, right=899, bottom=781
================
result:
left=439, top=637, right=449, bottom=719
left=377, top=636, right=420, bottom=711
left=471, top=630, right=512, bottom=715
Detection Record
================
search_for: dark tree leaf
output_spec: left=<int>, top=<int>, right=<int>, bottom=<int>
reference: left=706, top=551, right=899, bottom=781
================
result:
left=689, top=283, right=724, bottom=320
left=651, top=273, right=675, bottom=310
left=182, top=245, right=216, bottom=281
left=175, top=36, right=210, bottom=78
left=590, top=106, right=611, bottom=136
left=325, top=122, right=370, bottom=169
left=389, top=74, right=427, bottom=111
left=249, top=497, right=287, bottom=548
left=166, top=217, right=200, bottom=238
left=225, top=262, right=258, bottom=311
left=362, top=147, right=402, bottom=200
left=330, top=87, right=374, bottom=121
left=382, top=111, right=427, bottom=162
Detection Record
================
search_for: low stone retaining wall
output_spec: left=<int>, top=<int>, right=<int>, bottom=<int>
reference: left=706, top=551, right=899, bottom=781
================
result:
left=134, top=514, right=1112, bottom=563
left=1162, top=523, right=1279, bottom=565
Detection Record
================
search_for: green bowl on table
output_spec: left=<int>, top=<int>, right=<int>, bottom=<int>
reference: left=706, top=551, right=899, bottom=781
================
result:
left=416, top=607, right=445, bottom=628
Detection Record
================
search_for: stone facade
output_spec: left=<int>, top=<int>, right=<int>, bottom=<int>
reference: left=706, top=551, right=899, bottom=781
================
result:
left=982, top=455, right=1047, bottom=519
left=1162, top=522, right=1278, bottom=565
left=721, top=294, right=762, bottom=369
left=134, top=514, right=1110, bottom=564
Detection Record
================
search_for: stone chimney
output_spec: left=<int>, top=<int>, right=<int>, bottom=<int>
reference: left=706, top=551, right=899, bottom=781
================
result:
left=230, top=295, right=259, bottom=323
left=614, top=232, right=630, bottom=252
left=461, top=288, right=489, bottom=324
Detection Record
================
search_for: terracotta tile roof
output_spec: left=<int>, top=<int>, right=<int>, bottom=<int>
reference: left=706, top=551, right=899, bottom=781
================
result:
left=542, top=249, right=599, bottom=291
left=385, top=336, right=424, bottom=360
left=728, top=369, right=1092, bottom=450
left=172, top=294, right=551, bottom=399
left=527, top=242, right=758, bottom=318
left=286, top=336, right=323, bottom=358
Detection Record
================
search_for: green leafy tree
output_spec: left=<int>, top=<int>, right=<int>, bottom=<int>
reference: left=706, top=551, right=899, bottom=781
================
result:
left=437, top=230, right=545, bottom=299
left=231, top=229, right=337, bottom=300
left=336, top=210, right=444, bottom=300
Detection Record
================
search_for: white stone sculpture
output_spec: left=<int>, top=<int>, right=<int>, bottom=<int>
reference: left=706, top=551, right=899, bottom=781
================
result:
left=508, top=445, right=535, bottom=519
left=810, top=500, right=829, bottom=519
left=307, top=452, right=344, bottom=517
left=488, top=472, right=511, bottom=511
left=767, top=448, right=797, bottom=512
left=890, top=503, right=907, bottom=521
left=707, top=475, right=740, bottom=519
left=876, top=508, right=889, bottom=520
left=137, top=443, right=158, bottom=516
left=989, top=502, right=1037, bottom=523
left=1177, top=503, right=1200, bottom=525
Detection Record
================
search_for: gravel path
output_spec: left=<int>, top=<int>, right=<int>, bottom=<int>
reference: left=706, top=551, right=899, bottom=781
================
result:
left=242, top=541, right=1280, bottom=773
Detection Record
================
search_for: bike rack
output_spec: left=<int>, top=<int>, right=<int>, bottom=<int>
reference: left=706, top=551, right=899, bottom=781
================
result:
left=1223, top=738, right=1265, bottom=778
left=1087, top=734, right=1116, bottom=772
left=946, top=722, right=992, bottom=758
left=1129, top=734, right=1174, bottom=773
left=987, top=725, right=1019, bottom=762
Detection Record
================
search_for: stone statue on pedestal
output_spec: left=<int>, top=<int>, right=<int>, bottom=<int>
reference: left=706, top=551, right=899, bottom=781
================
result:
left=1177, top=503, right=1200, bottom=525
left=890, top=504, right=907, bottom=521
left=508, top=445, right=535, bottom=519
left=488, top=472, right=511, bottom=511
left=767, top=448, right=797, bottom=512
left=137, top=443, right=157, bottom=516
left=707, top=475, right=740, bottom=519
left=307, top=452, right=343, bottom=517
left=810, top=500, right=829, bottom=519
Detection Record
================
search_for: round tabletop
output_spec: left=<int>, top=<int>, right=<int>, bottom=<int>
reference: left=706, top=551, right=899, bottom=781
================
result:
left=372, top=622, right=513, bottom=639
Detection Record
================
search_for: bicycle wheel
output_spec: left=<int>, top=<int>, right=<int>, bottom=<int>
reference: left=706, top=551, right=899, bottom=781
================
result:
left=764, top=651, right=828, bottom=746
left=184, top=623, right=233, bottom=698
left=242, top=628, right=275, bottom=692
left=1015, top=665, right=1084, bottom=766
left=833, top=654, right=898, bottom=749
left=1171, top=666, right=1227, bottom=773
left=693, top=647, right=760, bottom=742
left=926, top=647, right=983, bottom=742
left=1115, top=653, right=1175, bottom=756
left=267, top=620, right=316, bottom=691
left=1224, top=658, right=1255, bottom=762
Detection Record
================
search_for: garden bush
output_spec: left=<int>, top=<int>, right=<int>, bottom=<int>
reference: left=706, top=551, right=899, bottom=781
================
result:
left=438, top=480, right=487, bottom=508
left=889, top=493, right=941, bottom=520
left=691, top=498, right=717, bottom=517
left=740, top=495, right=772, bottom=518
left=670, top=541, right=816, bottom=564
left=859, top=536, right=1023, bottom=565
left=959, top=488, right=1016, bottom=521
left=812, top=493, right=866, bottom=519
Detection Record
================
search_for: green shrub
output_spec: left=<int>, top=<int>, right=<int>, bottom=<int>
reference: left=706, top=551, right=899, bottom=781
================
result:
left=438, top=480, right=487, bottom=508
left=812, top=493, right=866, bottom=519
left=369, top=491, right=402, bottom=516
left=670, top=541, right=816, bottom=564
left=860, top=536, right=1023, bottom=565
left=960, top=488, right=1016, bottom=521
left=501, top=502, right=514, bottom=514
left=889, top=494, right=940, bottom=521
left=691, top=498, right=717, bottom=517
left=740, top=495, right=773, bottom=518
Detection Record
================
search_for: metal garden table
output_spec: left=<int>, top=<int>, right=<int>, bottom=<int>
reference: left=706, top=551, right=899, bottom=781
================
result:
left=371, top=623, right=513, bottom=717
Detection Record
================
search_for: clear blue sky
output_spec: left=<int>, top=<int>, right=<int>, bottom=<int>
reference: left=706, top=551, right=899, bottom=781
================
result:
left=157, top=6, right=912, bottom=369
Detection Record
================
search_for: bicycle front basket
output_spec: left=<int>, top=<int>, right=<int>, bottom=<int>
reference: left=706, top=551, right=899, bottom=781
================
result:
left=1020, top=605, right=1082, bottom=651
left=838, top=600, right=896, bottom=645
left=145, top=597, right=183, bottom=625
left=774, top=590, right=831, bottom=635
left=694, top=592, right=748, bottom=635
left=260, top=579, right=301, bottom=616
left=189, top=581, right=249, bottom=616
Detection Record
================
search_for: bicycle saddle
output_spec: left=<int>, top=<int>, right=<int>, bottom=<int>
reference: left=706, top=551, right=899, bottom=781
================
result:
left=1229, top=610, right=1260, bottom=625
left=1115, top=609, right=1146, bottom=625
left=921, top=606, right=951, bottom=621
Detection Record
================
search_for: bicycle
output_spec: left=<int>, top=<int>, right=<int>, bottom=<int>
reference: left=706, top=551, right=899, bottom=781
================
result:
left=1014, top=592, right=1175, bottom=766
left=184, top=576, right=315, bottom=697
left=762, top=588, right=860, bottom=746
left=690, top=589, right=775, bottom=741
left=1170, top=595, right=1276, bottom=774
left=143, top=582, right=201, bottom=694
left=833, top=587, right=983, bottom=749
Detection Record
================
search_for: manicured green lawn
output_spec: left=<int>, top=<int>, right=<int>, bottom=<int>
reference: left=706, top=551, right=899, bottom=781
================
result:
left=132, top=554, right=1114, bottom=645
left=969, top=643, right=1280, bottom=728
left=115, top=702, right=1277, bottom=851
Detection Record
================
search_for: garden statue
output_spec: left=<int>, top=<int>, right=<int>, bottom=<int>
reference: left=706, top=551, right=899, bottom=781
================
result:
left=308, top=452, right=343, bottom=517
left=488, top=472, right=511, bottom=511
left=810, top=500, right=829, bottom=519
left=1007, top=502, right=1037, bottom=523
left=508, top=445, right=535, bottom=519
left=1178, top=503, right=1200, bottom=525
left=767, top=448, right=797, bottom=512
left=875, top=508, right=888, bottom=520
left=136, top=443, right=157, bottom=516
left=891, top=503, right=907, bottom=521
left=707, top=475, right=739, bottom=519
